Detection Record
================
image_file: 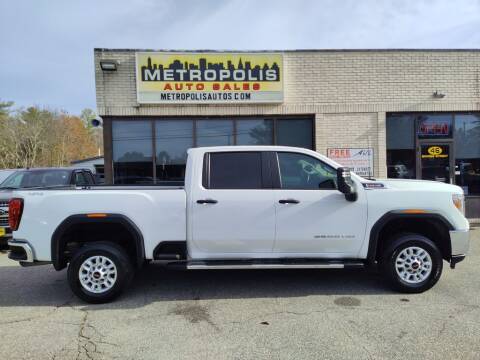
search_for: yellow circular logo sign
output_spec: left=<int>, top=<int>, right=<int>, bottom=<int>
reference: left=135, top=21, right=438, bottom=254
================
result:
left=428, top=146, right=443, bottom=156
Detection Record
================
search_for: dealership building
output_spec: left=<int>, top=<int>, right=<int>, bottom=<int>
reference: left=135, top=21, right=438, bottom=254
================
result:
left=94, top=48, right=480, bottom=218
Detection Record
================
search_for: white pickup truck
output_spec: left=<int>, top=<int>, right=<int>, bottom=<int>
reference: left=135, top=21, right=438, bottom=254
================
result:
left=7, top=146, right=470, bottom=303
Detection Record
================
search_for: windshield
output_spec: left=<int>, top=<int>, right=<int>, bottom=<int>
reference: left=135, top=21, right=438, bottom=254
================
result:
left=0, top=170, right=16, bottom=185
left=0, top=170, right=71, bottom=189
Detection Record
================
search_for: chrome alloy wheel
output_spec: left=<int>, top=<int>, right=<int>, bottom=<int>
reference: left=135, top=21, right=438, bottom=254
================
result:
left=395, top=246, right=433, bottom=284
left=79, top=256, right=117, bottom=294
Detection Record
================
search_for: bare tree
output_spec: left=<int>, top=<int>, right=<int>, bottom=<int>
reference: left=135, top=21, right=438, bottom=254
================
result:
left=0, top=104, right=99, bottom=169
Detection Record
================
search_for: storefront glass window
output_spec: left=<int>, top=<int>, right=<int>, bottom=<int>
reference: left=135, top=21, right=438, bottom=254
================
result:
left=155, top=120, right=194, bottom=185
left=111, top=117, right=313, bottom=185
left=197, top=120, right=234, bottom=146
left=236, top=119, right=273, bottom=145
left=386, top=114, right=416, bottom=179
left=112, top=121, right=153, bottom=184
left=276, top=119, right=313, bottom=149
left=454, top=114, right=480, bottom=195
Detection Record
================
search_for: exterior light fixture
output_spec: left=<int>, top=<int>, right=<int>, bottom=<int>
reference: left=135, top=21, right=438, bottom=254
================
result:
left=100, top=60, right=118, bottom=71
left=433, top=90, right=446, bottom=99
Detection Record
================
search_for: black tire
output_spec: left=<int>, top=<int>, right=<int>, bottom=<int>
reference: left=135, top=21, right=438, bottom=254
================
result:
left=381, top=233, right=443, bottom=293
left=67, top=241, right=134, bottom=304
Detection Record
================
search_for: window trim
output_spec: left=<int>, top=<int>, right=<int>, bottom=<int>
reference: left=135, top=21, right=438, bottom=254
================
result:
left=202, top=151, right=274, bottom=190
left=273, top=151, right=338, bottom=190
left=202, top=153, right=210, bottom=189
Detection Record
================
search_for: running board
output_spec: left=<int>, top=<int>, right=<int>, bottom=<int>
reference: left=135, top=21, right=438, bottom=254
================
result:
left=187, top=259, right=364, bottom=270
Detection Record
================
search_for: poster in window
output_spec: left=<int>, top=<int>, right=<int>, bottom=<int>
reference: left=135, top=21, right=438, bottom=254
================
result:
left=327, top=148, right=374, bottom=177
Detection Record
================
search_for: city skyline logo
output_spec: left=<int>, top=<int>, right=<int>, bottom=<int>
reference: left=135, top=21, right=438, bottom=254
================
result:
left=136, top=52, right=284, bottom=104
left=141, top=55, right=280, bottom=82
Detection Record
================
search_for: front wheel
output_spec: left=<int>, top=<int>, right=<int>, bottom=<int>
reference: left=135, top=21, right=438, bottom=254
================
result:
left=67, top=242, right=134, bottom=303
left=382, top=233, right=443, bottom=293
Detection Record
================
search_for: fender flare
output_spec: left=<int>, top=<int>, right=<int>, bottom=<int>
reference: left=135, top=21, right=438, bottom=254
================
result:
left=366, top=211, right=454, bottom=263
left=51, top=214, right=145, bottom=270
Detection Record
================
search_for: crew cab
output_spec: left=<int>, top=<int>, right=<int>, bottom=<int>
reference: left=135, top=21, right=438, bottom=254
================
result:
left=7, top=146, right=470, bottom=303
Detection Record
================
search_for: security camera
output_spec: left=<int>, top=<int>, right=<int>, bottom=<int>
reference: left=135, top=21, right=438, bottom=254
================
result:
left=91, top=117, right=103, bottom=127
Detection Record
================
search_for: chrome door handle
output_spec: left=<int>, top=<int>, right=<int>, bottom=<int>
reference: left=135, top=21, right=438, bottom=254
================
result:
left=279, top=199, right=300, bottom=204
left=196, top=199, right=218, bottom=204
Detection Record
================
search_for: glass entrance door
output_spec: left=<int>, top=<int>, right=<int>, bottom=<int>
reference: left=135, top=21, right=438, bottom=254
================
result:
left=418, top=143, right=453, bottom=183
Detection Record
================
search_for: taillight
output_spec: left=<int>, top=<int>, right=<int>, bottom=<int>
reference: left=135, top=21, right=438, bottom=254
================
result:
left=9, top=198, right=24, bottom=231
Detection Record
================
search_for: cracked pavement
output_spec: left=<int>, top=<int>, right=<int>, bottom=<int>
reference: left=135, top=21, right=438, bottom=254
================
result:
left=0, top=228, right=479, bottom=360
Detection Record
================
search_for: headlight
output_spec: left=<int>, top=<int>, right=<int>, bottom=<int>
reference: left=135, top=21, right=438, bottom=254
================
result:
left=452, top=194, right=465, bottom=215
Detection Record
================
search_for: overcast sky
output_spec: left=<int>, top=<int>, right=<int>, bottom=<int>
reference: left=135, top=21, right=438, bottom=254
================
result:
left=1, top=0, right=479, bottom=115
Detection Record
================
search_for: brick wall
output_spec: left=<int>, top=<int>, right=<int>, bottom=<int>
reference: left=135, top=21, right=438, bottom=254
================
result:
left=315, top=113, right=381, bottom=176
left=95, top=49, right=480, bottom=177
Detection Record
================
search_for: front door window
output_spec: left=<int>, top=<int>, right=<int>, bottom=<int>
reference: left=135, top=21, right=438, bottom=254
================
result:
left=277, top=152, right=337, bottom=189
left=419, top=143, right=452, bottom=183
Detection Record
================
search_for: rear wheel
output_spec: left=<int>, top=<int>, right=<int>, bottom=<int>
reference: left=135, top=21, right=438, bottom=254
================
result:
left=381, top=233, right=443, bottom=293
left=67, top=242, right=133, bottom=303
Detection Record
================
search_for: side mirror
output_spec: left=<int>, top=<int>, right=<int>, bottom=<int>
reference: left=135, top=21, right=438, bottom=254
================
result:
left=337, top=167, right=357, bottom=202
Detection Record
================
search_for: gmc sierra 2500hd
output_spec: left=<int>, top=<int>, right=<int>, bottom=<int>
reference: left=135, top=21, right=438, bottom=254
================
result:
left=7, top=146, right=470, bottom=303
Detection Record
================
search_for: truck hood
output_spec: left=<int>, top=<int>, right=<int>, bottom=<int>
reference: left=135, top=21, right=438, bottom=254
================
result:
left=374, top=178, right=464, bottom=194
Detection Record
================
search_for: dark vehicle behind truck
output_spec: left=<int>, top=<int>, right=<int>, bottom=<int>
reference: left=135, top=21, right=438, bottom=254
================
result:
left=0, top=168, right=96, bottom=249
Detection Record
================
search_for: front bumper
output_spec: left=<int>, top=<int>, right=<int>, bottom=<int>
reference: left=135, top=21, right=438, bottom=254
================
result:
left=8, top=240, right=34, bottom=262
left=450, top=229, right=470, bottom=255
left=449, top=229, right=469, bottom=269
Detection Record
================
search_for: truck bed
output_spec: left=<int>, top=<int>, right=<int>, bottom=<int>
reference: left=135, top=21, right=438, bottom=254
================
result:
left=12, top=187, right=187, bottom=261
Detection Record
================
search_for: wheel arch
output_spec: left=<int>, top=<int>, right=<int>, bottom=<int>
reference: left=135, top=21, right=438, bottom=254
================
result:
left=367, top=211, right=453, bottom=264
left=51, top=214, right=145, bottom=270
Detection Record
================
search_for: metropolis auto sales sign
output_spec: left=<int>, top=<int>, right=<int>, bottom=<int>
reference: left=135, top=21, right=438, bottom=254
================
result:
left=327, top=148, right=374, bottom=177
left=136, top=52, right=283, bottom=104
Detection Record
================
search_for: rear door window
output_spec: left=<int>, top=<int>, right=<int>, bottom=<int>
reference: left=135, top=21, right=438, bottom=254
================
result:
left=205, top=152, right=263, bottom=189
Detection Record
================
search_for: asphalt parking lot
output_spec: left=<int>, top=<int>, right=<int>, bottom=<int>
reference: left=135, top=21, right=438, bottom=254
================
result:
left=0, top=229, right=479, bottom=360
